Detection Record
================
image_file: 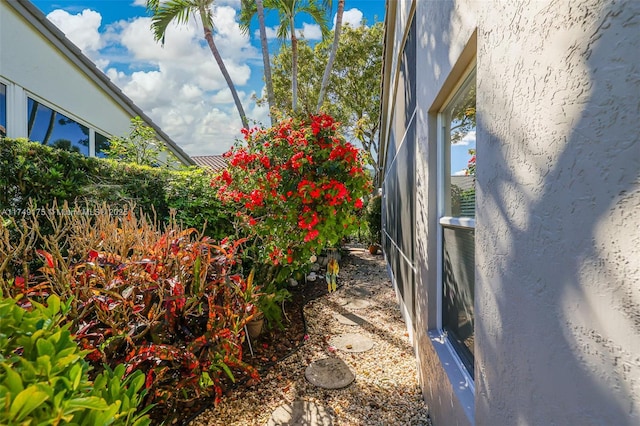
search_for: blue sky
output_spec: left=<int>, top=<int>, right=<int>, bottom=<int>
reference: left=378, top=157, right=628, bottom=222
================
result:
left=31, top=0, right=386, bottom=156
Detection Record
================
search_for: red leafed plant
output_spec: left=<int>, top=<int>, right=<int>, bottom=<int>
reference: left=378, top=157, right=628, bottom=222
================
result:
left=0, top=204, right=261, bottom=414
left=213, top=114, right=372, bottom=280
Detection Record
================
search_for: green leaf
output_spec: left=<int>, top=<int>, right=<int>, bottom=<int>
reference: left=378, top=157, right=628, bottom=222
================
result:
left=64, top=396, right=109, bottom=412
left=219, top=363, right=235, bottom=383
left=69, top=363, right=83, bottom=391
left=10, top=387, right=49, bottom=421
left=36, top=338, right=55, bottom=357
left=2, top=364, right=23, bottom=394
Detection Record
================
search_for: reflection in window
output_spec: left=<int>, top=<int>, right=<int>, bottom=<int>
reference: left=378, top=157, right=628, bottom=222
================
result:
left=27, top=98, right=89, bottom=155
left=95, top=132, right=111, bottom=158
left=0, top=83, right=6, bottom=137
left=447, top=77, right=476, bottom=218
left=440, top=70, right=476, bottom=376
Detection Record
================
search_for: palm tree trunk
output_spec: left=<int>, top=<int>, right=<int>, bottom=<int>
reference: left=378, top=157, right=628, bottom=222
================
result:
left=316, top=0, right=343, bottom=112
left=256, top=0, right=275, bottom=124
left=201, top=12, right=249, bottom=129
left=290, top=15, right=298, bottom=112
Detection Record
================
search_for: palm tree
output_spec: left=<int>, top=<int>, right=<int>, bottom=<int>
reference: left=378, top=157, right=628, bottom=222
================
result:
left=146, top=0, right=249, bottom=129
left=268, top=0, right=329, bottom=112
left=239, top=0, right=276, bottom=125
left=316, top=0, right=343, bottom=112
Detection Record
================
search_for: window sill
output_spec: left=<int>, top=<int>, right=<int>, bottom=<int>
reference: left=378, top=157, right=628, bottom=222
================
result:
left=428, top=329, right=475, bottom=424
left=439, top=216, right=476, bottom=229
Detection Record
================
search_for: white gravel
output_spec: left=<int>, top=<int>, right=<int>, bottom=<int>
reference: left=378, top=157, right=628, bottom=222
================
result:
left=190, top=247, right=431, bottom=426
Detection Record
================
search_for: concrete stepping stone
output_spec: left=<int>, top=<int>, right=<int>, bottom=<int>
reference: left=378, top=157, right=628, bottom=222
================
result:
left=266, top=400, right=333, bottom=426
left=305, top=358, right=355, bottom=389
left=340, top=297, right=371, bottom=310
left=329, top=333, right=375, bottom=353
left=332, top=312, right=366, bottom=326
left=346, top=286, right=372, bottom=298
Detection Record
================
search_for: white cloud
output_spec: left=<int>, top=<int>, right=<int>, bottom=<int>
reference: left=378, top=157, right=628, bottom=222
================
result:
left=47, top=9, right=104, bottom=56
left=102, top=7, right=259, bottom=155
left=457, top=130, right=476, bottom=146
left=297, top=23, right=322, bottom=40
left=261, top=26, right=279, bottom=40
left=262, top=22, right=324, bottom=41
left=43, top=4, right=290, bottom=156
left=339, top=8, right=364, bottom=28
left=453, top=169, right=469, bottom=176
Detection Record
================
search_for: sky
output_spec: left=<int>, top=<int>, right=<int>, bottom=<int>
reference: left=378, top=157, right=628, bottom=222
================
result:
left=31, top=0, right=387, bottom=156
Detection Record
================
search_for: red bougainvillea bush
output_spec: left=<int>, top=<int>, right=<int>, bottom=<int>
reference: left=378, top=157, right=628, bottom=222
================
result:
left=214, top=114, right=372, bottom=279
left=0, top=206, right=260, bottom=417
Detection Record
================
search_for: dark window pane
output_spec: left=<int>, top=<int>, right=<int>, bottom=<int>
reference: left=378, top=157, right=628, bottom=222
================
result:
left=0, top=83, right=6, bottom=137
left=442, top=226, right=475, bottom=375
left=95, top=132, right=110, bottom=158
left=27, top=98, right=89, bottom=155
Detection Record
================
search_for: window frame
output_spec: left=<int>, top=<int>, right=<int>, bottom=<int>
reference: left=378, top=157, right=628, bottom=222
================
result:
left=24, top=91, right=109, bottom=157
left=436, top=65, right=477, bottom=385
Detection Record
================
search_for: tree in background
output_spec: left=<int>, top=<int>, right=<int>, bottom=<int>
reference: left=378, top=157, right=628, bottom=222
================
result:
left=240, top=0, right=276, bottom=124
left=270, top=22, right=384, bottom=177
left=316, top=0, right=344, bottom=112
left=263, top=0, right=330, bottom=112
left=146, top=0, right=249, bottom=129
left=104, top=117, right=179, bottom=167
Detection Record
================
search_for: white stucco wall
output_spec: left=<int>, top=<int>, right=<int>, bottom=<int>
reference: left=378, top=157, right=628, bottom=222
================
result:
left=381, top=0, right=640, bottom=425
left=0, top=1, right=192, bottom=165
left=0, top=1, right=130, bottom=138
left=475, top=0, right=640, bottom=424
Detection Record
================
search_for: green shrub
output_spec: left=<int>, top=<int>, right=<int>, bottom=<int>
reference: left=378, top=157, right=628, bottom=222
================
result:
left=365, top=194, right=382, bottom=245
left=0, top=138, right=231, bottom=238
left=0, top=293, right=151, bottom=425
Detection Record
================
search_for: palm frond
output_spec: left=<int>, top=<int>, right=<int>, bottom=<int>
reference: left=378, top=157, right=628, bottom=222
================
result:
left=149, top=0, right=196, bottom=43
left=239, top=0, right=258, bottom=35
left=300, top=1, right=330, bottom=38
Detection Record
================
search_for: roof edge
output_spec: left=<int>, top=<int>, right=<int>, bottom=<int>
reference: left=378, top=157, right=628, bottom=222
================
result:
left=9, top=0, right=195, bottom=166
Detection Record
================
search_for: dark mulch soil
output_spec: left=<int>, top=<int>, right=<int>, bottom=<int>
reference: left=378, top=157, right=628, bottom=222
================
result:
left=152, top=268, right=336, bottom=425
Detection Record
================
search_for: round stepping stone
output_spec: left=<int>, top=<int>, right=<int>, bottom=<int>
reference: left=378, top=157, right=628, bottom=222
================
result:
left=329, top=333, right=375, bottom=353
left=305, top=358, right=355, bottom=389
left=266, top=400, right=333, bottom=426
left=342, top=298, right=371, bottom=310
left=346, top=286, right=372, bottom=298
left=332, top=312, right=366, bottom=326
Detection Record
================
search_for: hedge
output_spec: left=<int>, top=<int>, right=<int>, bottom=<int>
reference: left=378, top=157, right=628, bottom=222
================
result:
left=0, top=138, right=232, bottom=240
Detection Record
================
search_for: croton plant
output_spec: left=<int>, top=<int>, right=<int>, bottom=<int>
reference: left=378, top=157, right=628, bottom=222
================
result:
left=0, top=207, right=260, bottom=413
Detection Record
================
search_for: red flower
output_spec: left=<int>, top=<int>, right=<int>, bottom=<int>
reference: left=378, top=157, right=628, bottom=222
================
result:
left=354, top=199, right=364, bottom=209
left=304, top=229, right=320, bottom=242
left=221, top=170, right=233, bottom=185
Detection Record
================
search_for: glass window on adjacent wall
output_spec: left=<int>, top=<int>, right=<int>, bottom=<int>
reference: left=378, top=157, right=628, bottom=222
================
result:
left=0, top=83, right=6, bottom=137
left=95, top=132, right=111, bottom=158
left=439, top=69, right=476, bottom=376
left=27, top=97, right=89, bottom=156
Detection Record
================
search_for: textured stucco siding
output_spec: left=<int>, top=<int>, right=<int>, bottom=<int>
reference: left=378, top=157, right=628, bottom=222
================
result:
left=475, top=0, right=640, bottom=424
left=413, top=1, right=478, bottom=424
left=382, top=0, right=640, bottom=425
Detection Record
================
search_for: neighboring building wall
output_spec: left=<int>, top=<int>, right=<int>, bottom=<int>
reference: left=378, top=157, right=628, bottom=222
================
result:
left=379, top=1, right=640, bottom=425
left=0, top=0, right=193, bottom=165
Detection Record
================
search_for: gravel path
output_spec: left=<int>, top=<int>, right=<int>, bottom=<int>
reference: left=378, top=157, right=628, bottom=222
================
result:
left=190, top=247, right=431, bottom=426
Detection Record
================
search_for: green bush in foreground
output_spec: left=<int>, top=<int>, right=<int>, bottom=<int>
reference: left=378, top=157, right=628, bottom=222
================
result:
left=0, top=293, right=151, bottom=426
